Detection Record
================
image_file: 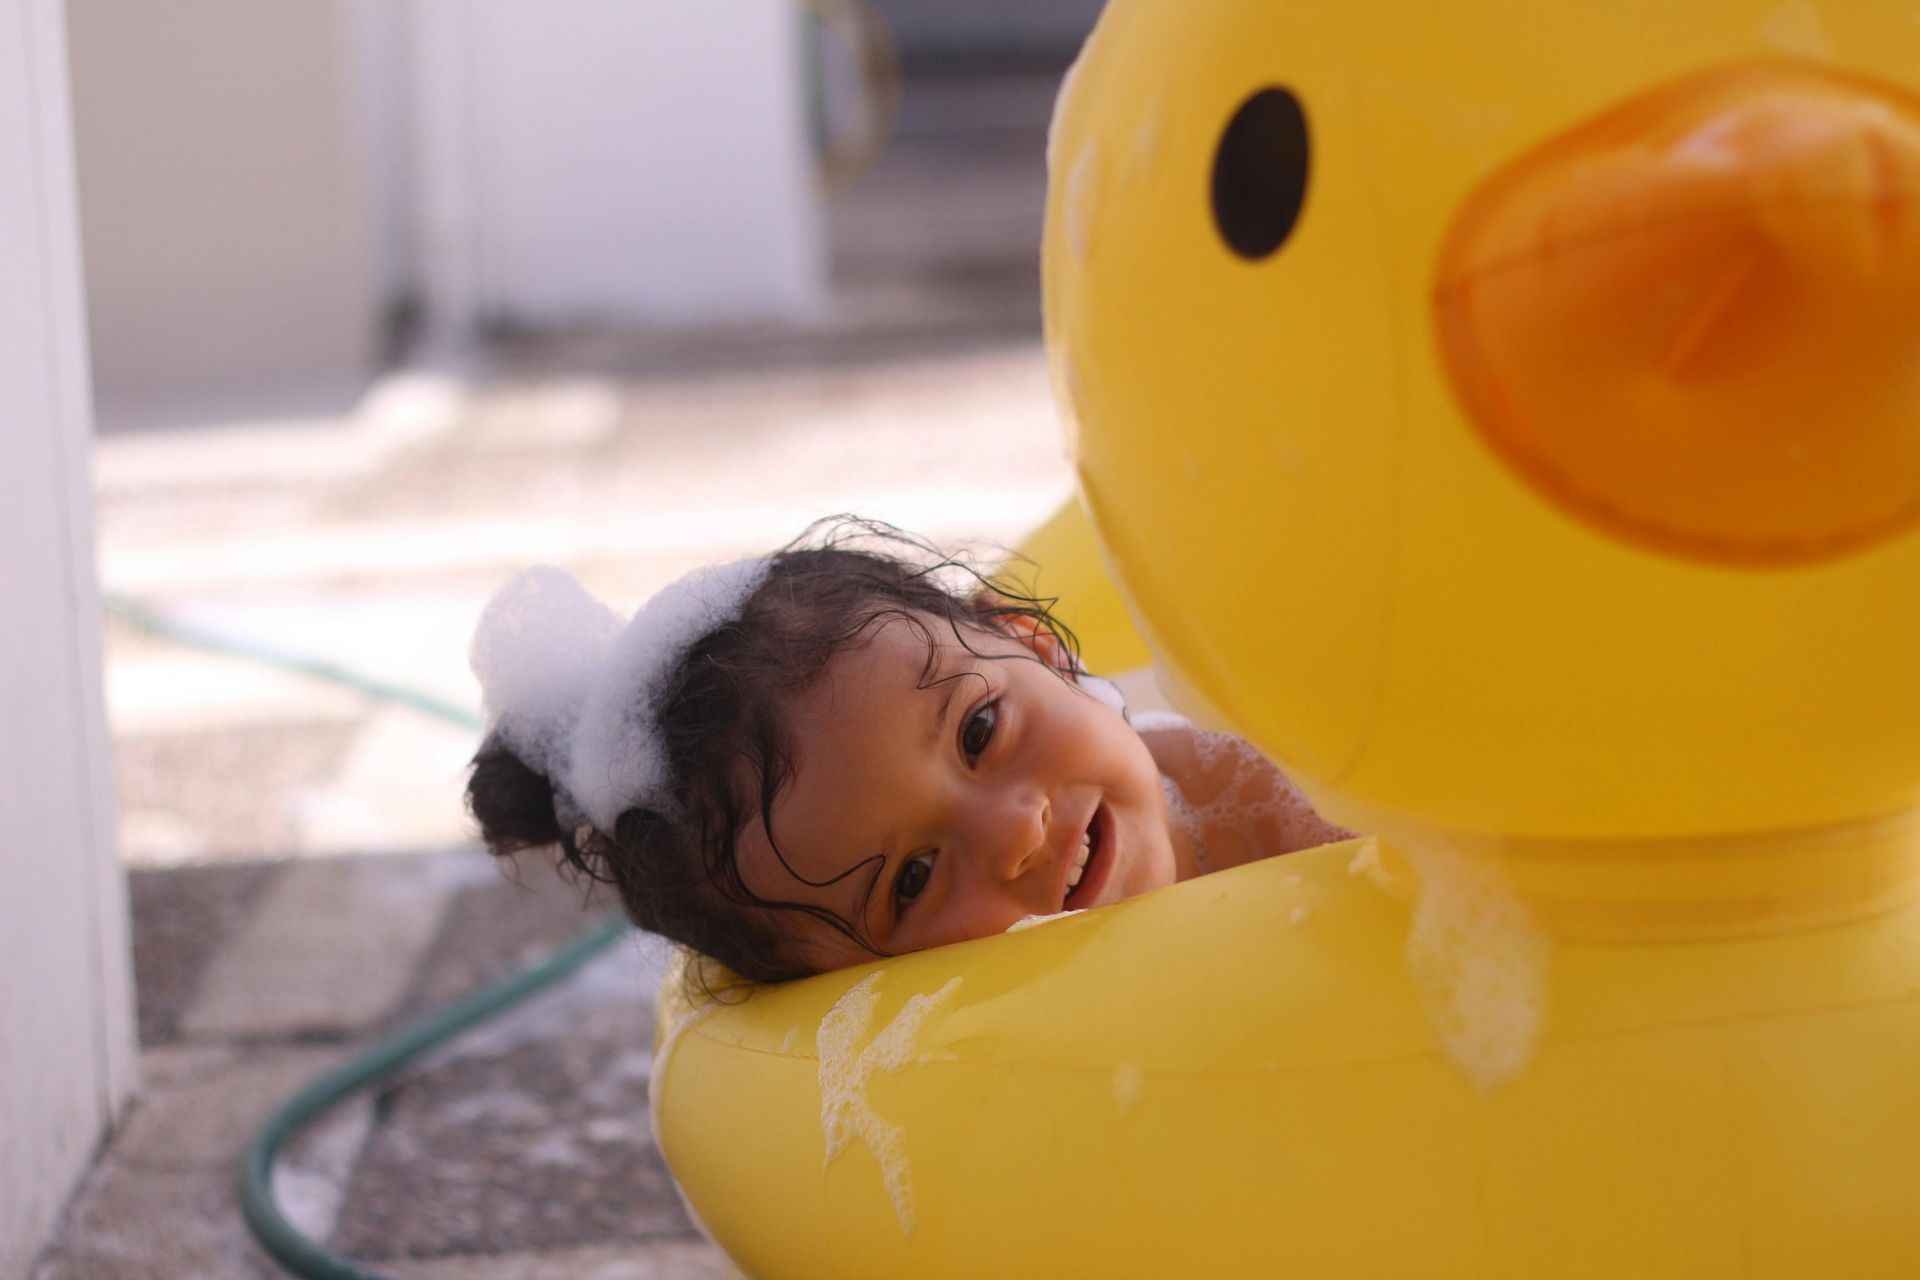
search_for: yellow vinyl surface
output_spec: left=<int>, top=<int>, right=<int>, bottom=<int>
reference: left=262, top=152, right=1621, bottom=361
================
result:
left=657, top=847, right=1920, bottom=1278
left=654, top=2, right=1920, bottom=1273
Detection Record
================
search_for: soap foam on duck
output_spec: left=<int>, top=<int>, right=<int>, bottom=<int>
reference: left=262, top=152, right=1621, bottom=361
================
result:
left=818, top=973, right=963, bottom=1236
left=1400, top=838, right=1551, bottom=1095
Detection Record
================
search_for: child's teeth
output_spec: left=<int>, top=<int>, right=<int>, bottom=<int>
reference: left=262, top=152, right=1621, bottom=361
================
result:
left=1066, top=826, right=1093, bottom=891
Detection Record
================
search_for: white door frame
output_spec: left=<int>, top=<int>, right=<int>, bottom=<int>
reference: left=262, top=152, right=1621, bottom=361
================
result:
left=0, top=2, right=136, bottom=1273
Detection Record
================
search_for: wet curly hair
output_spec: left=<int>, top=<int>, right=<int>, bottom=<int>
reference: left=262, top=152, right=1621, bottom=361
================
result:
left=465, top=516, right=1079, bottom=985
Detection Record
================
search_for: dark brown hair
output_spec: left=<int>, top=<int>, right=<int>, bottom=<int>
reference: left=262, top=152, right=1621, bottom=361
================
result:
left=466, top=517, right=1078, bottom=984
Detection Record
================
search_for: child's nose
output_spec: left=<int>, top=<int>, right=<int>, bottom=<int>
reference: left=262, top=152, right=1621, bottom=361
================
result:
left=990, top=790, right=1052, bottom=882
left=976, top=787, right=1050, bottom=882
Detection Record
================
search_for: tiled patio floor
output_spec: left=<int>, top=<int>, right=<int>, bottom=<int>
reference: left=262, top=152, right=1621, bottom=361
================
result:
left=39, top=851, right=732, bottom=1279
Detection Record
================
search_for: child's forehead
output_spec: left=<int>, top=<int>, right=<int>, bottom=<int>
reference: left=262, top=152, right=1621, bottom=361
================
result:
left=802, top=613, right=1002, bottom=713
left=774, top=618, right=1008, bottom=810
left=743, top=619, right=981, bottom=896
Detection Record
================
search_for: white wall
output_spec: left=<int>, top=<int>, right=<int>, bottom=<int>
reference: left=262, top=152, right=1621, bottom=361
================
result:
left=68, top=1, right=826, bottom=409
left=416, top=0, right=825, bottom=329
left=65, top=0, right=382, bottom=428
left=0, top=1, right=137, bottom=1274
left=343, top=0, right=417, bottom=316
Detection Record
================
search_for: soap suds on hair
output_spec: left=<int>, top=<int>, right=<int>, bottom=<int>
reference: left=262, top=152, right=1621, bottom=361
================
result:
left=562, top=557, right=770, bottom=831
left=470, top=567, right=622, bottom=795
left=1400, top=839, right=1550, bottom=1095
left=471, top=559, right=770, bottom=832
left=818, top=973, right=962, bottom=1236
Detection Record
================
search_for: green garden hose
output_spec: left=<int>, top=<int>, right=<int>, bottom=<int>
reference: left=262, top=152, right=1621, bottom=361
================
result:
left=236, top=919, right=629, bottom=1280
left=107, top=593, right=633, bottom=1280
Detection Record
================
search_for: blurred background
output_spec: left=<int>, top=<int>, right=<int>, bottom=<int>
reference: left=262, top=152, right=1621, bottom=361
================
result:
left=13, top=2, right=1104, bottom=1276
left=87, top=0, right=1099, bottom=867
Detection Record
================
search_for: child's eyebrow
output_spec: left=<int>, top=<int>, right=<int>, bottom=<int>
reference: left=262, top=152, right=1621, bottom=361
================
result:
left=926, top=673, right=967, bottom=747
left=920, top=649, right=985, bottom=746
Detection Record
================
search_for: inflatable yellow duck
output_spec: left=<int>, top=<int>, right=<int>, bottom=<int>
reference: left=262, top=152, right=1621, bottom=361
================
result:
left=653, top=2, right=1920, bottom=1274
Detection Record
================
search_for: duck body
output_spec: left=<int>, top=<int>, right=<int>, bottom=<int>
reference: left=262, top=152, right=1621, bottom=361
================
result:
left=658, top=841, right=1920, bottom=1278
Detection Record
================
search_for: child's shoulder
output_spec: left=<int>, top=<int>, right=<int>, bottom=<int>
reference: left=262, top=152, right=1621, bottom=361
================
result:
left=1130, top=711, right=1269, bottom=807
left=1131, top=711, right=1353, bottom=866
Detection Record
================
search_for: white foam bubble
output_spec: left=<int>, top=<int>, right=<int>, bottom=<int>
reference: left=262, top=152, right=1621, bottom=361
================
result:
left=1140, top=713, right=1353, bottom=873
left=470, top=566, right=622, bottom=792
left=1006, top=909, right=1084, bottom=932
left=818, top=973, right=962, bottom=1236
left=563, top=557, right=770, bottom=831
left=1400, top=839, right=1551, bottom=1095
left=472, top=559, right=770, bottom=831
left=1159, top=772, right=1208, bottom=872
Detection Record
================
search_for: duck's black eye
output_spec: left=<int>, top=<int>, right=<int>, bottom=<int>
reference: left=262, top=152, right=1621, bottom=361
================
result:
left=1211, top=86, right=1310, bottom=261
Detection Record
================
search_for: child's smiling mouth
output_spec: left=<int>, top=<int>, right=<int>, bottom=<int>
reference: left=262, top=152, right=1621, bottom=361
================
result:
left=1061, top=805, right=1114, bottom=909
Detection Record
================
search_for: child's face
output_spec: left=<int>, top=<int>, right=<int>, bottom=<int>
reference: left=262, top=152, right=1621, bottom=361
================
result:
left=735, top=612, right=1193, bottom=970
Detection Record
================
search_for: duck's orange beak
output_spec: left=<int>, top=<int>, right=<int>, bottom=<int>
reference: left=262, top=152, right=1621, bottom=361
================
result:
left=1435, top=61, right=1920, bottom=566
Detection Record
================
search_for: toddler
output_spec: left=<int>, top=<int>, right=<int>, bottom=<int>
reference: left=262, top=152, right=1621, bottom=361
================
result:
left=467, top=518, right=1348, bottom=983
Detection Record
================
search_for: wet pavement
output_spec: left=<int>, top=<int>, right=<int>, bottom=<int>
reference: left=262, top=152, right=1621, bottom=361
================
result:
left=32, top=59, right=1073, bottom=1280
left=43, top=853, right=719, bottom=1279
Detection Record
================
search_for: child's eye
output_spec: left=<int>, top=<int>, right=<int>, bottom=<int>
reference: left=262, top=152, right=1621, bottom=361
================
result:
left=961, top=701, right=999, bottom=762
left=894, top=851, right=936, bottom=912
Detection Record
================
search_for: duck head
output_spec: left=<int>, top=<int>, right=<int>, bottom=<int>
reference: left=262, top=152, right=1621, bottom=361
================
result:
left=1044, top=0, right=1920, bottom=930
